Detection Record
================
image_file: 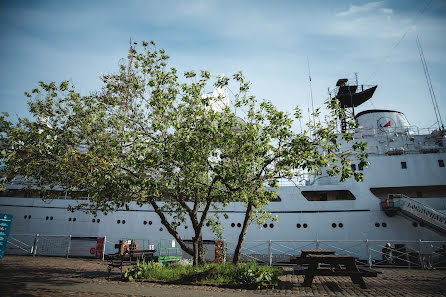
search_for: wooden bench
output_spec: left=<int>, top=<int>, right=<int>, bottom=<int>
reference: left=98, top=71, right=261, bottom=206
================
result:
left=107, top=249, right=155, bottom=278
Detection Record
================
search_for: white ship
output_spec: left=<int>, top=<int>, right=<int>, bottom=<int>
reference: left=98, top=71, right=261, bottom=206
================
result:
left=1, top=78, right=445, bottom=260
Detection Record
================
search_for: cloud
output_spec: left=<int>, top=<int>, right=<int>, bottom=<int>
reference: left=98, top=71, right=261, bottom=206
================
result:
left=336, top=1, right=392, bottom=17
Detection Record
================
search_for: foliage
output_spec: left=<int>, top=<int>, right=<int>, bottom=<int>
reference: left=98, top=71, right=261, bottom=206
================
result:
left=123, top=259, right=280, bottom=289
left=0, top=40, right=367, bottom=265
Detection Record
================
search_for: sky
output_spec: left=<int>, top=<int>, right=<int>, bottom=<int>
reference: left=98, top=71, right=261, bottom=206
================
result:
left=1, top=0, right=445, bottom=129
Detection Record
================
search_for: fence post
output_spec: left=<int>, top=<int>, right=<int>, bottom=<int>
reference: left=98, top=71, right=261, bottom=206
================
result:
left=66, top=235, right=72, bottom=258
left=102, top=236, right=107, bottom=261
left=32, top=234, right=39, bottom=257
left=268, top=240, right=272, bottom=267
left=366, top=240, right=372, bottom=268
left=418, top=239, right=424, bottom=269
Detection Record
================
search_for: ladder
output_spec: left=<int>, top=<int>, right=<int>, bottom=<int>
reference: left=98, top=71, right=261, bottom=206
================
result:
left=381, top=194, right=446, bottom=235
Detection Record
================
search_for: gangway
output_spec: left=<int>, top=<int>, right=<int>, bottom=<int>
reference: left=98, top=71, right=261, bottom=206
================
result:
left=381, top=194, right=446, bottom=234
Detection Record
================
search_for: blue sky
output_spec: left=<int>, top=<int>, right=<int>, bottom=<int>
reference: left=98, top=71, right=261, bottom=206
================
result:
left=1, top=0, right=445, bottom=128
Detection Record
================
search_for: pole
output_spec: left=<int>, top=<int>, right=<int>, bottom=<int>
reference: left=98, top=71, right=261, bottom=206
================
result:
left=268, top=240, right=272, bottom=267
left=32, top=234, right=39, bottom=257
left=66, top=235, right=72, bottom=258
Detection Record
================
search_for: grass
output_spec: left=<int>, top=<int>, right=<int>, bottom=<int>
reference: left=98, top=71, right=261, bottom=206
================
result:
left=123, top=259, right=282, bottom=289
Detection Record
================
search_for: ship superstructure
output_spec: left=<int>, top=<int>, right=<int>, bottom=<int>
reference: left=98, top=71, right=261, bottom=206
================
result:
left=1, top=78, right=445, bottom=258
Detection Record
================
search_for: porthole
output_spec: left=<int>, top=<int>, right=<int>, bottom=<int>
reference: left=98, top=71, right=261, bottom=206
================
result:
left=438, top=160, right=445, bottom=167
left=332, top=223, right=337, bottom=228
left=28, top=215, right=31, bottom=219
left=237, top=223, right=241, bottom=228
left=97, top=219, right=100, bottom=223
left=296, top=223, right=301, bottom=228
left=382, top=222, right=387, bottom=228
left=122, top=220, right=126, bottom=224
left=412, top=222, right=418, bottom=227
left=375, top=222, right=380, bottom=227
left=231, top=223, right=235, bottom=227
left=46, top=216, right=49, bottom=220
left=269, top=223, right=274, bottom=228
left=303, top=223, right=308, bottom=228
left=401, top=161, right=407, bottom=169
left=206, top=222, right=210, bottom=227
left=144, top=220, right=147, bottom=225
left=117, top=220, right=121, bottom=224
left=73, top=218, right=76, bottom=222
left=263, top=223, right=267, bottom=228
left=92, top=218, right=96, bottom=223
left=24, top=215, right=27, bottom=219
left=339, top=223, right=343, bottom=228
left=68, top=217, right=72, bottom=222
left=148, top=221, right=152, bottom=225
left=50, top=216, right=53, bottom=220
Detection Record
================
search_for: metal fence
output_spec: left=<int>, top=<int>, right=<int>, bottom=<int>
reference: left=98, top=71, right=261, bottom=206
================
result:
left=6, top=234, right=106, bottom=259
left=225, top=239, right=446, bottom=269
left=6, top=235, right=446, bottom=269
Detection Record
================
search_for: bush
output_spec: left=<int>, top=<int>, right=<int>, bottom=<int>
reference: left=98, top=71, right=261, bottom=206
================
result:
left=123, top=259, right=281, bottom=289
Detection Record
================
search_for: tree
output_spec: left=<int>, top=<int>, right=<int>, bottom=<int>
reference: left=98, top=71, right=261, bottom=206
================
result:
left=0, top=41, right=367, bottom=265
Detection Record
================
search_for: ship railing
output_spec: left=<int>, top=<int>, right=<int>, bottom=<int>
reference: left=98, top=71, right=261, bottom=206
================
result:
left=224, top=239, right=446, bottom=269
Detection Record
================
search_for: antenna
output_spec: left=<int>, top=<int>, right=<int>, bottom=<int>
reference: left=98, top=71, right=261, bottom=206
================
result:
left=416, top=35, right=444, bottom=130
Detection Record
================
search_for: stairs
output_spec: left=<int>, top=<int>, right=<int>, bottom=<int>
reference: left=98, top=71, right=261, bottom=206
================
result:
left=381, top=194, right=446, bottom=235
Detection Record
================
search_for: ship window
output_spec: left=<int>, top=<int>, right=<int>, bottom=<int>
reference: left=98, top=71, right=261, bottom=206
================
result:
left=50, top=216, right=53, bottom=220
left=351, top=164, right=356, bottom=171
left=117, top=220, right=121, bottom=224
left=206, top=222, right=210, bottom=227
left=231, top=223, right=235, bottom=227
left=302, top=190, right=356, bottom=201
left=303, top=223, right=308, bottom=228
left=46, top=216, right=49, bottom=220
left=68, top=217, right=72, bottom=222
left=401, top=162, right=407, bottom=169
left=92, top=219, right=96, bottom=223
left=382, top=222, right=387, bottom=227
left=332, top=223, right=337, bottom=228
left=97, top=219, right=100, bottom=223
left=375, top=222, right=380, bottom=227
left=358, top=164, right=364, bottom=171
left=296, top=223, right=301, bottom=228
left=237, top=223, right=241, bottom=228
left=143, top=220, right=147, bottom=225
left=122, top=220, right=126, bottom=224
left=439, top=160, right=445, bottom=167
left=269, top=223, right=274, bottom=228
left=24, top=215, right=27, bottom=219
left=73, top=218, right=76, bottom=222
left=148, top=221, right=152, bottom=225
left=339, top=223, right=343, bottom=228
left=263, top=223, right=267, bottom=228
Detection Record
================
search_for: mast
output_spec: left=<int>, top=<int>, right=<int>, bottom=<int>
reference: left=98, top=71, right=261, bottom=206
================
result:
left=416, top=36, right=444, bottom=130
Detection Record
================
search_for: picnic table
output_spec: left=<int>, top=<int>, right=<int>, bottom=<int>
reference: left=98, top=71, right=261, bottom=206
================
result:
left=300, top=249, right=335, bottom=258
left=290, top=249, right=335, bottom=265
left=298, top=254, right=378, bottom=289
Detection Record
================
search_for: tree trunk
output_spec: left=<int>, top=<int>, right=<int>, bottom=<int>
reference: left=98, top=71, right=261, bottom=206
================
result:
left=233, top=200, right=253, bottom=265
left=193, top=235, right=199, bottom=266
